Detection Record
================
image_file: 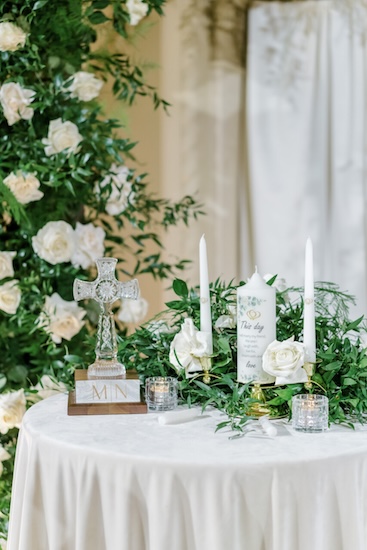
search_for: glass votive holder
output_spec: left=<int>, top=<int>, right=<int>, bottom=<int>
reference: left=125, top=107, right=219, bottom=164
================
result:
left=145, top=377, right=178, bottom=412
left=292, top=394, right=329, bottom=433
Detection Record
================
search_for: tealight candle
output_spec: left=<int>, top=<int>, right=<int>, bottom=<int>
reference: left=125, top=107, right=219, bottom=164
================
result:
left=292, top=394, right=328, bottom=432
left=145, top=377, right=178, bottom=412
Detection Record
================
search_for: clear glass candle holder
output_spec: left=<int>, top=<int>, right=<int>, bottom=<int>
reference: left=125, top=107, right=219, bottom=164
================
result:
left=145, top=377, right=178, bottom=412
left=292, top=394, right=329, bottom=433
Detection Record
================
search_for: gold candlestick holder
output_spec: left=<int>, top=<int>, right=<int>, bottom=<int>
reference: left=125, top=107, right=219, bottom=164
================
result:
left=247, top=383, right=272, bottom=417
left=303, top=361, right=316, bottom=391
left=200, top=356, right=212, bottom=384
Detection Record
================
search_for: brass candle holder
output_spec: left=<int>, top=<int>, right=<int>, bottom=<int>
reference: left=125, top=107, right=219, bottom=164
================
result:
left=247, top=382, right=273, bottom=417
left=200, top=356, right=212, bottom=384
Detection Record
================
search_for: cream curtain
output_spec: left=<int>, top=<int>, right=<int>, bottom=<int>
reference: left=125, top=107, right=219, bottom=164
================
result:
left=160, top=0, right=248, bottom=287
left=161, top=0, right=367, bottom=314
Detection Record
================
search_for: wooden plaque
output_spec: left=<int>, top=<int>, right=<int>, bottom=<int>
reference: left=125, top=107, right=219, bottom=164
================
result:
left=67, top=369, right=147, bottom=416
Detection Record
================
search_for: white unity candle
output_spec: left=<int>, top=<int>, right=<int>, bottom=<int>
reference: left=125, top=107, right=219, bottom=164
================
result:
left=199, top=234, right=213, bottom=354
left=237, top=269, right=276, bottom=384
left=303, top=238, right=316, bottom=363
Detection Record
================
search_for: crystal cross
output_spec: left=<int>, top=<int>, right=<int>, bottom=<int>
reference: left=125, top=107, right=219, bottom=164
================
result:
left=73, top=257, right=139, bottom=379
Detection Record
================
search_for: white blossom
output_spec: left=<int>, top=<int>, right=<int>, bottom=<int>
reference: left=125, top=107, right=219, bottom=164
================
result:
left=169, top=318, right=212, bottom=377
left=39, top=293, right=86, bottom=344
left=71, top=222, right=105, bottom=270
left=30, top=374, right=68, bottom=401
left=96, top=164, right=134, bottom=216
left=0, top=445, right=11, bottom=477
left=0, top=389, right=26, bottom=434
left=3, top=171, right=43, bottom=204
left=32, top=220, right=75, bottom=265
left=126, top=0, right=149, bottom=25
left=264, top=274, right=290, bottom=302
left=263, top=337, right=308, bottom=385
left=214, top=305, right=237, bottom=329
left=0, top=280, right=21, bottom=314
left=43, top=118, right=83, bottom=156
left=0, top=21, right=26, bottom=52
left=145, top=319, right=172, bottom=338
left=0, top=251, right=16, bottom=280
left=67, top=71, right=103, bottom=101
left=0, top=82, right=35, bottom=126
left=117, top=297, right=148, bottom=324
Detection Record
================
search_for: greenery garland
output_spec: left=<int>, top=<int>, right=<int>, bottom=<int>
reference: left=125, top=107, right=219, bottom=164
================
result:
left=119, top=278, right=367, bottom=432
left=0, top=0, right=203, bottom=538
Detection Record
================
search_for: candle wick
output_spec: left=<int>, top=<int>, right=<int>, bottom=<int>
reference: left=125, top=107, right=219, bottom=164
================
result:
left=255, top=265, right=258, bottom=273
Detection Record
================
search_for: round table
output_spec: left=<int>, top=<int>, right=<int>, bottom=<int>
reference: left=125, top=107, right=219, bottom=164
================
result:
left=7, top=394, right=367, bottom=550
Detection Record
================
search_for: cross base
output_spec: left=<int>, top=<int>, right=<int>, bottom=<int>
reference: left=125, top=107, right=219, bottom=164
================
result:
left=87, top=359, right=126, bottom=379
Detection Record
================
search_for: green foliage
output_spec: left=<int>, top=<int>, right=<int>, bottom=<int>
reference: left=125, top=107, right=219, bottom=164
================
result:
left=0, top=0, right=203, bottom=536
left=0, top=0, right=202, bottom=389
left=119, top=279, right=367, bottom=431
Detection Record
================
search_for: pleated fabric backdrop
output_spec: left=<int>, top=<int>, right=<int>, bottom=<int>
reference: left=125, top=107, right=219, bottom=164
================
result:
left=246, top=0, right=367, bottom=314
left=161, top=0, right=367, bottom=314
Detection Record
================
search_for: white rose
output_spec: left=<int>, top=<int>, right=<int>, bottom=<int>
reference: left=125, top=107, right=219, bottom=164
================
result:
left=117, top=297, right=148, bottom=324
left=30, top=374, right=68, bottom=401
left=263, top=337, right=308, bottom=385
left=43, top=118, right=83, bottom=156
left=0, top=82, right=35, bottom=126
left=264, top=274, right=290, bottom=302
left=32, top=220, right=75, bottom=265
left=39, top=293, right=86, bottom=344
left=146, top=319, right=172, bottom=338
left=214, top=305, right=237, bottom=329
left=71, top=222, right=105, bottom=270
left=96, top=164, right=134, bottom=216
left=0, top=21, right=27, bottom=52
left=0, top=251, right=15, bottom=280
left=0, top=389, right=26, bottom=434
left=0, top=444, right=10, bottom=477
left=126, top=0, right=149, bottom=25
left=0, top=280, right=21, bottom=314
left=3, top=171, right=43, bottom=204
left=169, top=318, right=212, bottom=377
left=67, top=71, right=103, bottom=102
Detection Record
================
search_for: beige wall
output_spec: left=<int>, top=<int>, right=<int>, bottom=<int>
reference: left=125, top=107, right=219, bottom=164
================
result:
left=100, top=4, right=200, bottom=321
left=100, top=14, right=166, bottom=320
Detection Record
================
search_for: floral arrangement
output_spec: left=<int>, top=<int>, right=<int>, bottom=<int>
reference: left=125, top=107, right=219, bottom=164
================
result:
left=0, top=0, right=203, bottom=538
left=119, top=277, right=367, bottom=431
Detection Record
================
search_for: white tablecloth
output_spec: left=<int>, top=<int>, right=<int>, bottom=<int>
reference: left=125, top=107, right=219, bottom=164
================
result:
left=7, top=394, right=367, bottom=550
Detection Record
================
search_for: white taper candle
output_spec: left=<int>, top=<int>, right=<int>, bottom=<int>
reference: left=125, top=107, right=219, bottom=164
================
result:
left=303, top=238, right=316, bottom=363
left=199, top=234, right=213, bottom=354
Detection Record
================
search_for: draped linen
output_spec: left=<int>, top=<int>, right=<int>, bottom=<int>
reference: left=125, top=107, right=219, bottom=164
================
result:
left=247, top=0, right=367, bottom=313
left=8, top=394, right=367, bottom=550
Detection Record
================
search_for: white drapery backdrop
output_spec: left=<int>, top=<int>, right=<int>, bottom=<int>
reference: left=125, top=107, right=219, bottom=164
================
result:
left=161, top=0, right=367, bottom=314
left=246, top=0, right=367, bottom=314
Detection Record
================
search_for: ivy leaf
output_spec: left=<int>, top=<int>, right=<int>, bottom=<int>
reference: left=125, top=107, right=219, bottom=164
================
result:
left=33, top=0, right=49, bottom=9
left=165, top=300, right=186, bottom=311
left=322, top=361, right=343, bottom=371
left=172, top=278, right=188, bottom=298
left=345, top=316, right=364, bottom=332
left=343, top=378, right=357, bottom=386
left=217, top=337, right=231, bottom=354
left=88, top=10, right=110, bottom=24
left=275, top=387, right=294, bottom=400
left=92, top=0, right=109, bottom=7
